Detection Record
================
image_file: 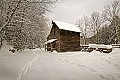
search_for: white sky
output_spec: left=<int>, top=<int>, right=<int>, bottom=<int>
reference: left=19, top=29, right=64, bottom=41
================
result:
left=47, top=0, right=115, bottom=24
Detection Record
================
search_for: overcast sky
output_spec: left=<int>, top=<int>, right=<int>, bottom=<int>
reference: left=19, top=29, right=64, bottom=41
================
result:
left=47, top=0, right=115, bottom=24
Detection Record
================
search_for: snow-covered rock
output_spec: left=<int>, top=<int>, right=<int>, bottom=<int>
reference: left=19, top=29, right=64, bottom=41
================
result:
left=89, top=44, right=112, bottom=49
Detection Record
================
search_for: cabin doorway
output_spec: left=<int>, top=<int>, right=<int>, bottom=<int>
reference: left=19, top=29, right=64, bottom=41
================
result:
left=51, top=41, right=56, bottom=52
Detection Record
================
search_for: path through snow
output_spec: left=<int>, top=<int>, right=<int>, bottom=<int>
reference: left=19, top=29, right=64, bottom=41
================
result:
left=16, top=50, right=40, bottom=80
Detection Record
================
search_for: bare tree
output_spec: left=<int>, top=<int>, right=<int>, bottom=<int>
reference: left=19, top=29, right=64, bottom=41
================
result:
left=77, top=12, right=105, bottom=44
left=76, top=15, right=89, bottom=45
left=88, top=12, right=105, bottom=43
left=76, top=0, right=120, bottom=45
left=102, top=0, right=120, bottom=43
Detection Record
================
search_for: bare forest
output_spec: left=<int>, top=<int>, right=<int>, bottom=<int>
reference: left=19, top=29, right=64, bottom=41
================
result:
left=0, top=0, right=57, bottom=50
left=76, top=0, right=120, bottom=45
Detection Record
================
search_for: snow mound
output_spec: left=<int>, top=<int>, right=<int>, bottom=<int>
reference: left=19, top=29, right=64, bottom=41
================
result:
left=90, top=50, right=106, bottom=56
left=110, top=48, right=120, bottom=54
left=32, top=48, right=45, bottom=53
left=52, top=50, right=57, bottom=53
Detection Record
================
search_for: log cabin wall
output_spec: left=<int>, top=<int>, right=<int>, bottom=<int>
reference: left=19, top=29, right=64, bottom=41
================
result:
left=59, top=30, right=80, bottom=52
left=47, top=22, right=60, bottom=52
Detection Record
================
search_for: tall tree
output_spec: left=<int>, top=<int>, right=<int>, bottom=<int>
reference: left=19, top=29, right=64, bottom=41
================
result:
left=88, top=12, right=105, bottom=43
left=102, top=0, right=120, bottom=44
left=76, top=15, right=89, bottom=45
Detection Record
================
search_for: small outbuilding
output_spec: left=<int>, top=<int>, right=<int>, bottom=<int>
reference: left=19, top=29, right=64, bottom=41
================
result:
left=45, top=21, right=81, bottom=52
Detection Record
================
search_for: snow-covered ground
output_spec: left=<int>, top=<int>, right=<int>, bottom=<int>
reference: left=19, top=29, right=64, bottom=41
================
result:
left=50, top=48, right=120, bottom=80
left=0, top=46, right=120, bottom=80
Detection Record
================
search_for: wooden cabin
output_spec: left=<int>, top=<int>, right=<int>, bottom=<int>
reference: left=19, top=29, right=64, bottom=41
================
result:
left=45, top=21, right=81, bottom=52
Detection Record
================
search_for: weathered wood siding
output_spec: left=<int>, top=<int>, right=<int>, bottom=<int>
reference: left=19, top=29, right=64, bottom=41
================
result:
left=47, top=22, right=60, bottom=51
left=59, top=30, right=80, bottom=52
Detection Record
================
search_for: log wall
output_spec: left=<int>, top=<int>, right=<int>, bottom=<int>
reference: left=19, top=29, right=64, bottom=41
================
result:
left=47, top=22, right=60, bottom=51
left=59, top=30, right=80, bottom=52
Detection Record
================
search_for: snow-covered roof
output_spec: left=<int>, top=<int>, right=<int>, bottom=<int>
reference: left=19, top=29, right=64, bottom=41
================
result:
left=53, top=21, right=81, bottom=32
left=45, top=39, right=57, bottom=44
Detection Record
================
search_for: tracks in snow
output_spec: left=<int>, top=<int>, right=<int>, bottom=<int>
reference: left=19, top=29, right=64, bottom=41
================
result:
left=16, top=50, right=40, bottom=80
left=52, top=56, right=114, bottom=80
